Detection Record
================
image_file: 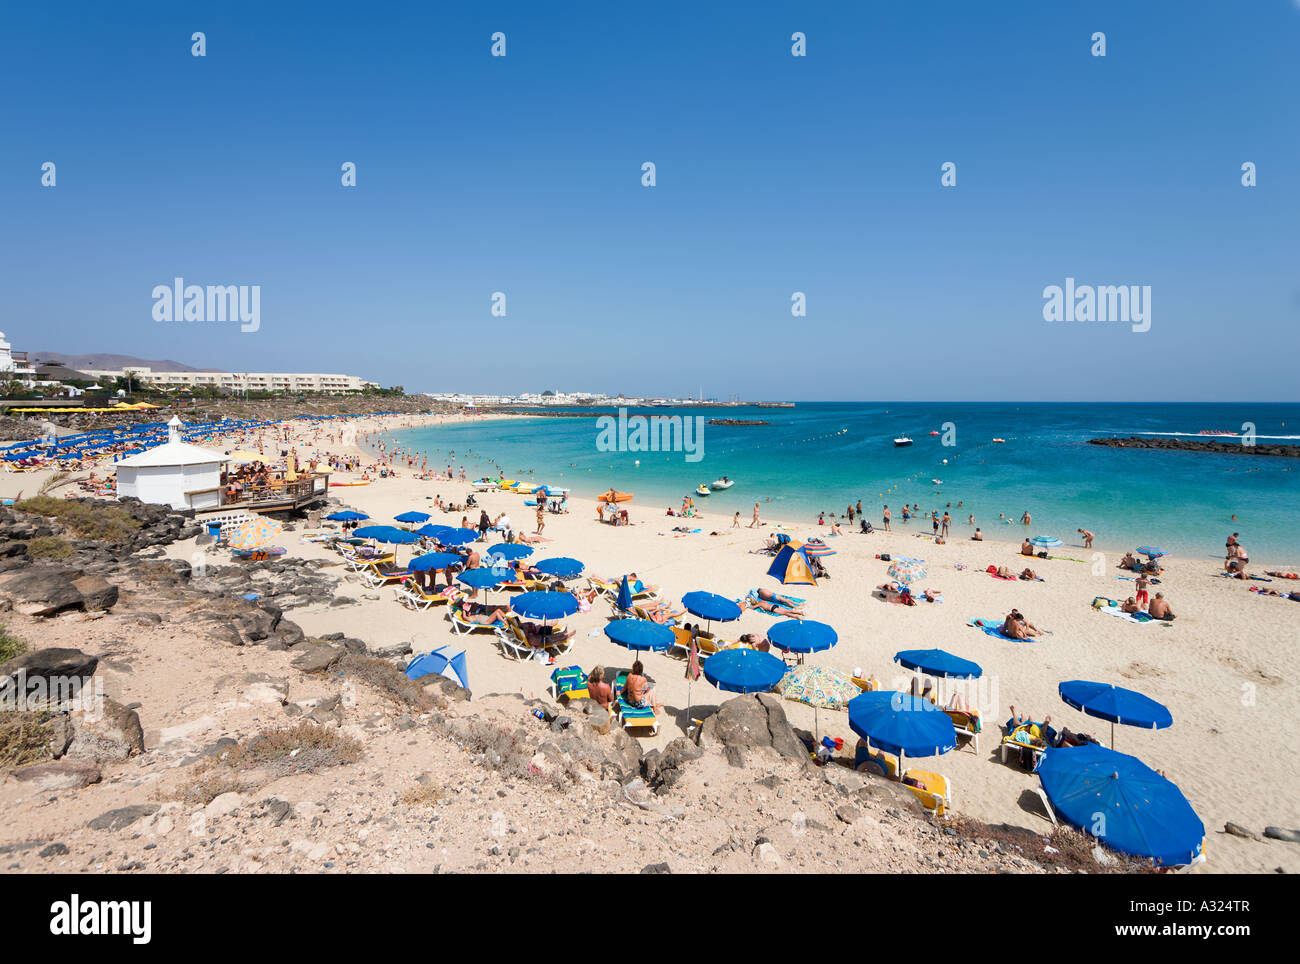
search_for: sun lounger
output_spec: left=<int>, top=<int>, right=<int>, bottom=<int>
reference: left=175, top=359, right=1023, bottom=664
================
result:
left=1001, top=724, right=1049, bottom=766
left=360, top=565, right=412, bottom=588
left=902, top=769, right=952, bottom=816
left=589, top=576, right=661, bottom=602
left=495, top=616, right=574, bottom=661
left=447, top=600, right=505, bottom=634
left=851, top=675, right=880, bottom=692
left=549, top=665, right=590, bottom=701
left=853, top=744, right=899, bottom=779
left=944, top=709, right=981, bottom=753
left=614, top=697, right=659, bottom=735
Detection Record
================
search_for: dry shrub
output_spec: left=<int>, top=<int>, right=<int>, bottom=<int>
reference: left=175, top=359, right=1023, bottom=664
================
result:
left=25, top=536, right=73, bottom=560
left=183, top=722, right=362, bottom=803
left=0, top=624, right=27, bottom=664
left=335, top=652, right=436, bottom=711
left=13, top=496, right=141, bottom=544
left=400, top=783, right=443, bottom=807
left=949, top=815, right=1157, bottom=874
left=0, top=711, right=53, bottom=769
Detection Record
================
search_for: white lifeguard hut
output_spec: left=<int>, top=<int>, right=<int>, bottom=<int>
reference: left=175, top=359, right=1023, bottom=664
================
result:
left=114, top=416, right=228, bottom=510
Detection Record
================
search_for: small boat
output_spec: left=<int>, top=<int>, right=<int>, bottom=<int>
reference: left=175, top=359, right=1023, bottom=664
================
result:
left=893, top=437, right=913, bottom=447
left=710, top=477, right=734, bottom=490
left=928, top=431, right=940, bottom=436
left=695, top=485, right=711, bottom=497
left=232, top=546, right=286, bottom=560
left=597, top=489, right=634, bottom=503
left=931, top=479, right=943, bottom=485
left=471, top=478, right=497, bottom=490
left=992, top=438, right=1006, bottom=444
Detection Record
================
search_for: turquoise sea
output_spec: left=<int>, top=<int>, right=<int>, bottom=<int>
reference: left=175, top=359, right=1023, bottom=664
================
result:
left=381, top=403, right=1300, bottom=563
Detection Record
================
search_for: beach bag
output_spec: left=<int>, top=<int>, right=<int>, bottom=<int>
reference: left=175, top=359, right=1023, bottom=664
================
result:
left=879, top=553, right=891, bottom=562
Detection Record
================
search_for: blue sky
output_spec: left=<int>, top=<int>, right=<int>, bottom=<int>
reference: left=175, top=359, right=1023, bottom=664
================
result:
left=3, top=1, right=1297, bottom=401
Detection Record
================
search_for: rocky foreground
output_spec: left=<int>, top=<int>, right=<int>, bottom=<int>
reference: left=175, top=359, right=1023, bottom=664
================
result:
left=0, top=497, right=1142, bottom=874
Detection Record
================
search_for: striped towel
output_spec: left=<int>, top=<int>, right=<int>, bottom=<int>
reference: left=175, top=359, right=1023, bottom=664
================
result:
left=618, top=698, right=656, bottom=722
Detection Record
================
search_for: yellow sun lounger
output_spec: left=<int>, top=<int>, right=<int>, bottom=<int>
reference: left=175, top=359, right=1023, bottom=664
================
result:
left=902, top=769, right=952, bottom=816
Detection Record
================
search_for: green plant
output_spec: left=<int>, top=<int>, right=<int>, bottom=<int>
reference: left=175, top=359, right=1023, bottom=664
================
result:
left=0, top=624, right=27, bottom=663
left=24, top=536, right=73, bottom=560
left=13, top=496, right=141, bottom=544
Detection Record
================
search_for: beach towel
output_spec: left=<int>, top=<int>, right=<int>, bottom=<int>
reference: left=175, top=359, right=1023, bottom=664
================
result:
left=617, top=698, right=656, bottom=724
left=968, top=617, right=1034, bottom=642
left=1099, top=605, right=1155, bottom=625
left=743, top=589, right=806, bottom=614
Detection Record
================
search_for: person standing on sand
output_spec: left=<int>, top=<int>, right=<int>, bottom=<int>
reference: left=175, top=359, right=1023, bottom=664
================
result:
left=732, top=511, right=740, bottom=528
left=535, top=503, right=545, bottom=535
left=750, top=503, right=760, bottom=528
left=1078, top=528, right=1094, bottom=548
left=941, top=512, right=951, bottom=538
left=882, top=505, right=891, bottom=531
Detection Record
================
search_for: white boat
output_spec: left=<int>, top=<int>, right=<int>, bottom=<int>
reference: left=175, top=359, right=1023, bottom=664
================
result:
left=694, top=485, right=711, bottom=496
left=710, top=477, right=734, bottom=490
left=894, top=437, right=913, bottom=447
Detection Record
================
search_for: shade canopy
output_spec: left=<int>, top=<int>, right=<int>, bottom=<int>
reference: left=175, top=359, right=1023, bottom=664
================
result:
left=887, top=558, right=927, bottom=584
left=1029, top=535, right=1062, bottom=548
left=457, top=568, right=506, bottom=590
left=847, top=691, right=958, bottom=758
left=894, top=648, right=983, bottom=679
left=603, top=619, right=675, bottom=653
left=394, top=511, right=432, bottom=523
left=487, top=543, right=533, bottom=561
left=435, top=527, right=481, bottom=546
left=766, top=544, right=818, bottom=586
left=354, top=525, right=419, bottom=544
left=702, top=648, right=787, bottom=694
left=534, top=557, right=585, bottom=580
left=509, top=591, right=579, bottom=621
left=682, top=591, right=743, bottom=623
left=1036, top=744, right=1204, bottom=867
left=409, top=552, right=464, bottom=572
left=767, top=619, right=838, bottom=654
left=326, top=510, right=369, bottom=522
left=1058, top=681, right=1173, bottom=730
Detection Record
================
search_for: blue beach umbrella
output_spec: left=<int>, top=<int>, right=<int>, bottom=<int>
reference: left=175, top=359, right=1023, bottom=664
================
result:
left=394, top=511, right=431, bottom=524
left=1029, top=536, right=1062, bottom=550
left=436, top=527, right=481, bottom=546
left=604, top=619, right=675, bottom=653
left=615, top=575, right=634, bottom=611
left=410, top=552, right=463, bottom=572
left=702, top=648, right=787, bottom=694
left=381, top=528, right=422, bottom=545
left=354, top=525, right=400, bottom=541
left=1058, top=680, right=1173, bottom=748
left=1136, top=546, right=1168, bottom=558
left=1036, top=744, right=1204, bottom=868
left=510, top=590, right=579, bottom=623
left=534, top=556, right=585, bottom=580
left=487, top=543, right=533, bottom=561
left=767, top=619, right=838, bottom=655
left=847, top=691, right=958, bottom=768
left=894, top=648, right=983, bottom=679
left=682, top=591, right=743, bottom=624
left=457, top=566, right=506, bottom=607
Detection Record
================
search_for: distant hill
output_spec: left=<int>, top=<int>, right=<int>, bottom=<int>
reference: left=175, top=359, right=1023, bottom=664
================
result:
left=29, top=352, right=222, bottom=373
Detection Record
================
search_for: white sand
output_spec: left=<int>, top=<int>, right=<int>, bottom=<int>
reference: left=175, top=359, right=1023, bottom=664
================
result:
left=61, top=412, right=1300, bottom=873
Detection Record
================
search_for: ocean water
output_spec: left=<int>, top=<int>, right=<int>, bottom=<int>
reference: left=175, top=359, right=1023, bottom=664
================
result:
left=381, top=402, right=1300, bottom=562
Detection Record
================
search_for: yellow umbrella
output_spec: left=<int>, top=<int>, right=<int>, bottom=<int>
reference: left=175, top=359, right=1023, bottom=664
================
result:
left=226, top=517, right=284, bottom=551
left=286, top=453, right=298, bottom=482
left=226, top=450, right=262, bottom=464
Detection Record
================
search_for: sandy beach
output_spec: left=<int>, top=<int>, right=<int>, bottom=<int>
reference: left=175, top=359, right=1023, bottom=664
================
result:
left=113, top=411, right=1300, bottom=874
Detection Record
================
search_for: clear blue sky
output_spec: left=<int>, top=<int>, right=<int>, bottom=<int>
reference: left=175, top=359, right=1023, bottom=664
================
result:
left=3, top=1, right=1297, bottom=400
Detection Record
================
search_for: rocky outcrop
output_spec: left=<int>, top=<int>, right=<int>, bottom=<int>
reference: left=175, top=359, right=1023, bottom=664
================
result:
left=1088, top=436, right=1299, bottom=458
left=696, top=693, right=809, bottom=764
left=0, top=568, right=85, bottom=616
left=0, top=647, right=99, bottom=686
left=66, top=697, right=145, bottom=762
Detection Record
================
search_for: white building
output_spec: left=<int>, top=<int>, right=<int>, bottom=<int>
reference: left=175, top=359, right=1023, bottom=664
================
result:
left=114, top=416, right=228, bottom=510
left=80, top=367, right=378, bottom=395
left=0, top=331, right=37, bottom=386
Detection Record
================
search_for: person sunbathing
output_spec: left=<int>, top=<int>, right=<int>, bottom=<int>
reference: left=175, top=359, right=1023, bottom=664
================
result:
left=749, top=596, right=807, bottom=615
left=737, top=632, right=772, bottom=652
left=909, top=678, right=936, bottom=703
left=1005, top=706, right=1055, bottom=744
left=1019, top=568, right=1040, bottom=580
left=586, top=666, right=613, bottom=708
left=623, top=660, right=660, bottom=712
left=1265, top=570, right=1300, bottom=579
left=994, top=565, right=1014, bottom=579
left=1147, top=593, right=1175, bottom=620
left=971, top=528, right=984, bottom=541
left=1119, top=552, right=1138, bottom=570
left=1021, top=539, right=1035, bottom=557
left=756, top=588, right=799, bottom=608
left=1121, top=596, right=1142, bottom=614
left=459, top=602, right=509, bottom=624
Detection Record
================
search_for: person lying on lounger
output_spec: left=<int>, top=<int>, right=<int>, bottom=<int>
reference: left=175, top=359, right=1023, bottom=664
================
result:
left=737, top=632, right=772, bottom=652
left=749, top=596, right=807, bottom=615
left=459, top=602, right=510, bottom=623
left=623, top=660, right=661, bottom=712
